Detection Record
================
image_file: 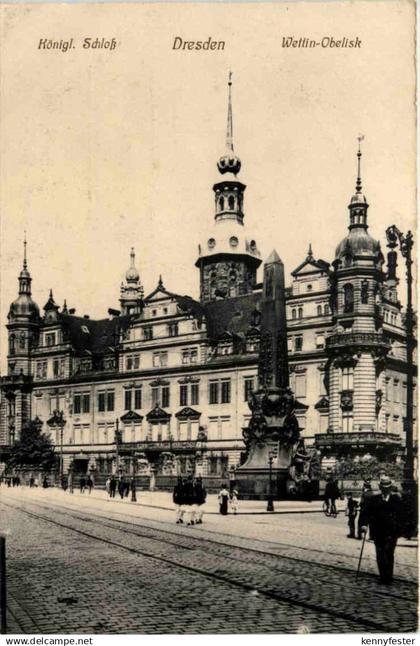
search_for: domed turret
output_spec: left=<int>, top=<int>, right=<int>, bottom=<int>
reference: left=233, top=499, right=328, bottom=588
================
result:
left=120, top=248, right=144, bottom=315
left=125, top=247, right=140, bottom=283
left=8, top=238, right=40, bottom=323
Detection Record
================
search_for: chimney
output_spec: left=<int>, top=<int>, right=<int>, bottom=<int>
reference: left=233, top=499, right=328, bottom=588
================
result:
left=69, top=308, right=76, bottom=315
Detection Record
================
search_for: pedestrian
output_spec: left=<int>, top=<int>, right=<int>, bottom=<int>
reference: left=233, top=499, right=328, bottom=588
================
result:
left=324, top=475, right=340, bottom=516
left=29, top=476, right=35, bottom=488
left=357, top=479, right=373, bottom=539
left=359, top=475, right=403, bottom=585
left=173, top=476, right=186, bottom=524
left=42, top=476, right=49, bottom=488
left=194, top=476, right=207, bottom=524
left=105, top=476, right=111, bottom=495
left=7, top=478, right=11, bottom=488
left=16, top=476, right=21, bottom=487
left=346, top=492, right=359, bottom=538
left=86, top=475, right=93, bottom=494
left=79, top=476, right=86, bottom=494
left=124, top=480, right=130, bottom=498
left=118, top=477, right=125, bottom=500
left=229, top=487, right=239, bottom=515
left=184, top=475, right=195, bottom=526
left=109, top=475, right=117, bottom=498
left=218, top=483, right=230, bottom=515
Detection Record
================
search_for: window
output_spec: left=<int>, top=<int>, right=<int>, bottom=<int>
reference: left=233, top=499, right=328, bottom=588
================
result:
left=294, top=336, right=303, bottom=352
left=402, top=382, right=407, bottom=405
left=295, top=374, right=306, bottom=398
left=152, top=384, right=170, bottom=407
left=324, top=304, right=329, bottom=315
left=73, top=395, right=81, bottom=415
left=126, top=355, right=140, bottom=371
left=344, top=284, right=354, bottom=313
left=298, top=307, right=303, bottom=319
left=73, top=393, right=90, bottom=414
left=134, top=388, right=142, bottom=410
left=53, top=360, right=60, bottom=377
left=125, top=390, right=132, bottom=410
left=209, top=381, right=219, bottom=404
left=307, top=284, right=313, bottom=292
left=82, top=394, right=90, bottom=413
left=394, top=379, right=400, bottom=403
left=168, top=323, right=178, bottom=337
left=153, top=351, right=168, bottom=368
left=315, top=334, right=325, bottom=349
left=292, top=309, right=297, bottom=320
left=162, top=386, right=170, bottom=408
left=36, top=361, right=48, bottom=379
left=317, top=305, right=322, bottom=316
left=107, top=392, right=115, bottom=411
left=191, top=383, right=199, bottom=406
left=98, top=391, right=114, bottom=412
left=180, top=384, right=188, bottom=407
left=342, top=367, right=354, bottom=391
left=152, top=309, right=157, bottom=317
left=182, top=348, right=198, bottom=365
left=244, top=377, right=254, bottom=401
left=228, top=195, right=235, bottom=210
left=98, top=393, right=106, bottom=412
left=221, top=380, right=231, bottom=404
left=342, top=410, right=353, bottom=433
left=45, top=333, right=56, bottom=347
left=143, top=327, right=153, bottom=340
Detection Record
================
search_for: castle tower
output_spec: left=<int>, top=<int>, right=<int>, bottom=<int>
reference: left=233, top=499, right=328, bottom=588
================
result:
left=2, top=237, right=39, bottom=443
left=326, top=139, right=389, bottom=438
left=119, top=247, right=144, bottom=315
left=195, top=73, right=261, bottom=303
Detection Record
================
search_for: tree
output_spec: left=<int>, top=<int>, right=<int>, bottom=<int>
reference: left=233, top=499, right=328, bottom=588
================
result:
left=6, top=419, right=57, bottom=473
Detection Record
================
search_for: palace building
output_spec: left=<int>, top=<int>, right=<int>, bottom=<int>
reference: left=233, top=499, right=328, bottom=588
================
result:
left=0, top=80, right=416, bottom=482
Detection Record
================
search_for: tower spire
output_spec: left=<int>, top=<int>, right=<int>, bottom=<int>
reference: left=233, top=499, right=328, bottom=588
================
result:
left=226, top=71, right=234, bottom=152
left=23, top=231, right=27, bottom=270
left=355, top=134, right=364, bottom=194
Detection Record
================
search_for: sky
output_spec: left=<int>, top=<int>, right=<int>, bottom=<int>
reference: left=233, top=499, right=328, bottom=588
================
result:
left=0, top=1, right=416, bottom=373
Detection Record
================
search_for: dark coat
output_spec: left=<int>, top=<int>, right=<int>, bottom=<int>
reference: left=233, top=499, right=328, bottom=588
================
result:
left=183, top=480, right=195, bottom=505
left=347, top=498, right=359, bottom=517
left=324, top=480, right=340, bottom=500
left=359, top=493, right=403, bottom=542
left=194, top=482, right=207, bottom=505
left=173, top=482, right=185, bottom=505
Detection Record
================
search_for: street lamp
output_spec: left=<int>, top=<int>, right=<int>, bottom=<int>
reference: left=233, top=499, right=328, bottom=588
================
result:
left=385, top=226, right=415, bottom=486
left=47, top=411, right=66, bottom=487
left=267, top=450, right=276, bottom=512
left=131, top=449, right=137, bottom=502
left=114, top=418, right=122, bottom=474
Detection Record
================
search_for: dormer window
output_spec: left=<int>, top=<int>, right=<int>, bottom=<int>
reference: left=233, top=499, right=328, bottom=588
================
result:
left=168, top=323, right=179, bottom=337
left=143, top=326, right=153, bottom=341
left=45, top=333, right=56, bottom=346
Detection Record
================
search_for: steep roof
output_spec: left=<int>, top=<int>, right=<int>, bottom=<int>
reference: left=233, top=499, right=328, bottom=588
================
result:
left=59, top=314, right=131, bottom=354
left=203, top=292, right=262, bottom=341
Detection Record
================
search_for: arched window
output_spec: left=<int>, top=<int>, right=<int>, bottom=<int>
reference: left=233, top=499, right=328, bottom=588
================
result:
left=9, top=334, right=15, bottom=355
left=324, top=304, right=329, bottom=315
left=344, top=284, right=354, bottom=313
left=219, top=196, right=224, bottom=211
left=317, top=305, right=322, bottom=316
left=298, top=307, right=303, bottom=319
left=292, top=309, right=296, bottom=320
left=361, top=280, right=369, bottom=304
left=228, top=195, right=235, bottom=210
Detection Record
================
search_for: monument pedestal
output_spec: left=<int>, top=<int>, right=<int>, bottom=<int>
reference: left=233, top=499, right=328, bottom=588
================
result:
left=236, top=439, right=294, bottom=500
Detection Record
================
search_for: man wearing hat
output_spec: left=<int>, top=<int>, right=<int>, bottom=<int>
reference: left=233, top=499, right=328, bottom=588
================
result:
left=359, top=475, right=403, bottom=585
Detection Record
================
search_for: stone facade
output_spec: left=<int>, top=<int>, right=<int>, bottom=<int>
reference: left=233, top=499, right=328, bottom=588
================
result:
left=0, top=87, right=416, bottom=480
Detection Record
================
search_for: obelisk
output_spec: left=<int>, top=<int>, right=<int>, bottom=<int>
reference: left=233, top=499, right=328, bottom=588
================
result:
left=236, top=250, right=300, bottom=499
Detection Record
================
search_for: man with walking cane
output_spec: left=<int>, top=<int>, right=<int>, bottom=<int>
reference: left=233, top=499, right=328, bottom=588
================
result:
left=358, top=475, right=403, bottom=585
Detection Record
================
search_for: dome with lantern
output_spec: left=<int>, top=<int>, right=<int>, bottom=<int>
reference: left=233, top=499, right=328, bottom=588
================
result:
left=125, top=247, right=140, bottom=283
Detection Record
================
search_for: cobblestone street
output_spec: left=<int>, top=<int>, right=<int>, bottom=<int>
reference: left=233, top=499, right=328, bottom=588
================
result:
left=0, top=487, right=417, bottom=634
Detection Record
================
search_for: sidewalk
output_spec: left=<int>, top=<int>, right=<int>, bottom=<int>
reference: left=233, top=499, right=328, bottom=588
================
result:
left=60, top=486, right=348, bottom=514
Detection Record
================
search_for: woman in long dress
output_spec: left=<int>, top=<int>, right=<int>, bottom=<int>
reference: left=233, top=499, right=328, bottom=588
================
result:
left=218, top=484, right=229, bottom=515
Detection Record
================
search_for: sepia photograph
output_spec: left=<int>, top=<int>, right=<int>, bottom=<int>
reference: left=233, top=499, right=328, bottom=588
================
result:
left=0, top=0, right=417, bottom=636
